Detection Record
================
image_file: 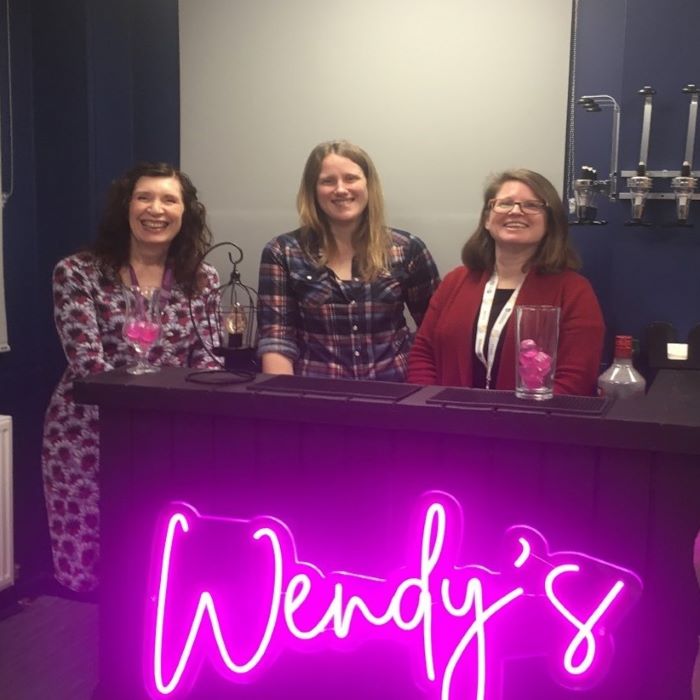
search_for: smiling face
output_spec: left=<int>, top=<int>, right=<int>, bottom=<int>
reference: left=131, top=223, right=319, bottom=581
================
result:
left=128, top=176, right=185, bottom=254
left=485, top=180, right=548, bottom=254
left=315, top=153, right=369, bottom=232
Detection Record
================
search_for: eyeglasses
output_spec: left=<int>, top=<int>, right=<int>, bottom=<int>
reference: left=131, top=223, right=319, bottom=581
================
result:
left=489, top=198, right=548, bottom=215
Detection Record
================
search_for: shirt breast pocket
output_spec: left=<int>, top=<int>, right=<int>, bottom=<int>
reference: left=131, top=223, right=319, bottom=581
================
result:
left=373, top=268, right=405, bottom=305
left=289, top=270, right=331, bottom=308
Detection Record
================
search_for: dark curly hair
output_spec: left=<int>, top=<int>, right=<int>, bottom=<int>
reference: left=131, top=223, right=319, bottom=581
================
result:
left=92, top=162, right=212, bottom=295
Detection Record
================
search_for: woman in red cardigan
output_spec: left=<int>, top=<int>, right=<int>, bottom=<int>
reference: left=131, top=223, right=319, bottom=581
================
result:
left=408, top=169, right=604, bottom=395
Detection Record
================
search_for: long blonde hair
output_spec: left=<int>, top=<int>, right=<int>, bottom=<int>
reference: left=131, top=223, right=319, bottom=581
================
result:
left=296, top=140, right=391, bottom=280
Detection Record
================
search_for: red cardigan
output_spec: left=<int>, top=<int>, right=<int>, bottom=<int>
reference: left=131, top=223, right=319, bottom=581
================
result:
left=407, top=266, right=605, bottom=395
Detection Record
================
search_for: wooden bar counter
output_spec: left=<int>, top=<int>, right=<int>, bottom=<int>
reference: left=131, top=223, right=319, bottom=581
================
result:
left=75, top=369, right=700, bottom=700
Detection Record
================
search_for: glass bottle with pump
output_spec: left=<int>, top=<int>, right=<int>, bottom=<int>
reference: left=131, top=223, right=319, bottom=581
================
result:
left=597, top=335, right=646, bottom=399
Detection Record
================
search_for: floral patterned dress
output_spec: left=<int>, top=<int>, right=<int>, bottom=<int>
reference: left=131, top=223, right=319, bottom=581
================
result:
left=42, top=252, right=220, bottom=592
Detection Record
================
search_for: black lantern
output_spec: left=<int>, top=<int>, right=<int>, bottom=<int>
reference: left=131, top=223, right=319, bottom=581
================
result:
left=187, top=242, right=259, bottom=384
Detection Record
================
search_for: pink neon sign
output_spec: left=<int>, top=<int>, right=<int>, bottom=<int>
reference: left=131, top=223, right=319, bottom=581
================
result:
left=144, top=492, right=642, bottom=700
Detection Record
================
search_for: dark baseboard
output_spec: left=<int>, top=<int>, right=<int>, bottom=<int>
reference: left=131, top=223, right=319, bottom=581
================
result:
left=0, top=584, right=19, bottom=620
left=9, top=570, right=98, bottom=604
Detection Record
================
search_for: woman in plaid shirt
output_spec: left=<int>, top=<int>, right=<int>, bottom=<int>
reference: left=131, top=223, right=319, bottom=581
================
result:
left=257, top=140, right=440, bottom=381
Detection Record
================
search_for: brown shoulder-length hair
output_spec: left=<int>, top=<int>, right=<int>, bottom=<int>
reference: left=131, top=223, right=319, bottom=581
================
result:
left=461, top=168, right=580, bottom=274
left=296, top=140, right=391, bottom=281
left=92, top=162, right=212, bottom=296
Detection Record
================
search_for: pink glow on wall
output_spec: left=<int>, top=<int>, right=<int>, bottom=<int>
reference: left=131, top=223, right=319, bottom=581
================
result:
left=143, top=492, right=642, bottom=700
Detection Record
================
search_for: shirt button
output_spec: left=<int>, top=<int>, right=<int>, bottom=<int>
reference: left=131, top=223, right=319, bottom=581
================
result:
left=352, top=324, right=358, bottom=332
left=306, top=275, right=312, bottom=280
left=350, top=300, right=356, bottom=305
left=354, top=350, right=360, bottom=357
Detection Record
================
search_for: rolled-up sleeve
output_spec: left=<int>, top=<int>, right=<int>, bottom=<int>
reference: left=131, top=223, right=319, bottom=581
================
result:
left=257, top=239, right=300, bottom=361
left=403, top=235, right=440, bottom=327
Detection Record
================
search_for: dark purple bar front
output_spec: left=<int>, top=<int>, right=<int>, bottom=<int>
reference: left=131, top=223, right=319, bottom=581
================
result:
left=75, top=369, right=700, bottom=700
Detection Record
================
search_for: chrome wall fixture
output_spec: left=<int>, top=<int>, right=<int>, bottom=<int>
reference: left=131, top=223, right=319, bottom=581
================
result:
left=573, top=94, right=621, bottom=224
left=621, top=86, right=655, bottom=223
left=667, top=84, right=698, bottom=224
left=574, top=84, right=700, bottom=226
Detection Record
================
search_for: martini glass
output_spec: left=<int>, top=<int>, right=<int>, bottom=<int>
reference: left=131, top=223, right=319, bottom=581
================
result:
left=122, top=286, right=162, bottom=375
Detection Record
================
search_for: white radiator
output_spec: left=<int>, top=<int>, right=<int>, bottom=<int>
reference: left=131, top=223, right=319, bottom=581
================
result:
left=0, top=415, right=12, bottom=591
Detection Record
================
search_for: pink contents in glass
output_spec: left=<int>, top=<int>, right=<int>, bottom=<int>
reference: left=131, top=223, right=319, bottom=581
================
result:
left=124, top=320, right=160, bottom=345
left=518, top=339, right=553, bottom=389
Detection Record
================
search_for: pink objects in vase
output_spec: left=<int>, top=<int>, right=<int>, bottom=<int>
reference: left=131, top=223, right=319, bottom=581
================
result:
left=518, top=338, right=553, bottom=389
left=122, top=286, right=162, bottom=375
left=124, top=319, right=160, bottom=346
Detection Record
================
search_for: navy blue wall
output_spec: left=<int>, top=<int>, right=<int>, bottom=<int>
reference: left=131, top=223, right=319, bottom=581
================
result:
left=570, top=0, right=700, bottom=364
left=0, top=0, right=179, bottom=590
left=0, top=0, right=44, bottom=590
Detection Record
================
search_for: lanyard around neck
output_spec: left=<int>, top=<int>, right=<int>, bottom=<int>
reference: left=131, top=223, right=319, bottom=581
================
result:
left=474, top=271, right=523, bottom=389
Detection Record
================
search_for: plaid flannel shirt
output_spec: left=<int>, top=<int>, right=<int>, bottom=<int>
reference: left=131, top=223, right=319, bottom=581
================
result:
left=257, top=229, right=440, bottom=381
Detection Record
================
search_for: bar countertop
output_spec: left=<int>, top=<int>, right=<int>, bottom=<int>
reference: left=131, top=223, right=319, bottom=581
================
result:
left=74, top=368, right=700, bottom=456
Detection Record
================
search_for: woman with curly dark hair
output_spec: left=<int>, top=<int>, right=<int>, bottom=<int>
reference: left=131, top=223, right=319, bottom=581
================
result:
left=42, top=163, right=220, bottom=594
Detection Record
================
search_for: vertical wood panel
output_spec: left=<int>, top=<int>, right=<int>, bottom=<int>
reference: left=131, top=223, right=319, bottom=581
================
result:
left=539, top=443, right=598, bottom=551
left=644, top=452, right=700, bottom=700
